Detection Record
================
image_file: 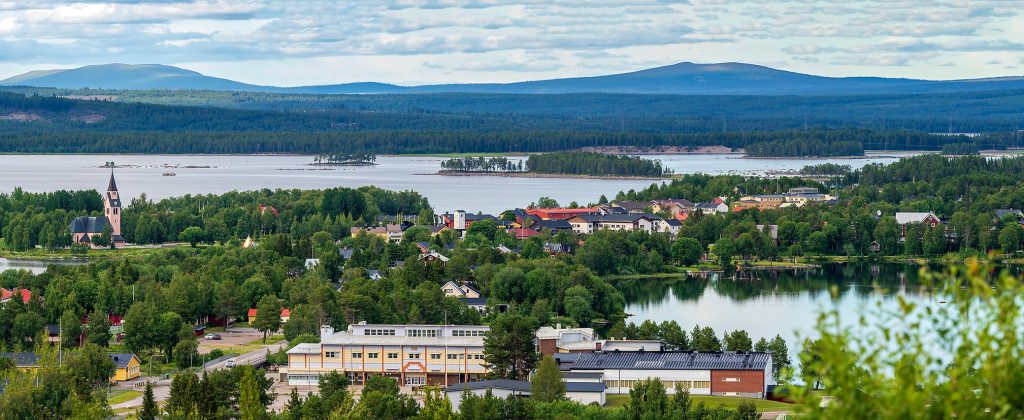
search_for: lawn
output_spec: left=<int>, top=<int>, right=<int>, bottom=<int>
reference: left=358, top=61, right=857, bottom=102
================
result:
left=604, top=394, right=794, bottom=412
left=107, top=390, right=142, bottom=405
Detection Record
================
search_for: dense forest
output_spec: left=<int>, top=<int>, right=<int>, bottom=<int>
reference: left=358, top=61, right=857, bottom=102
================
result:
left=0, top=91, right=1020, bottom=154
left=526, top=152, right=672, bottom=177
left=440, top=156, right=523, bottom=172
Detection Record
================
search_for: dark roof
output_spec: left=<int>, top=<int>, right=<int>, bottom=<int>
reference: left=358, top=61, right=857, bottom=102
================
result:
left=574, top=214, right=653, bottom=223
left=0, top=352, right=39, bottom=367
left=665, top=219, right=683, bottom=227
left=460, top=297, right=488, bottom=305
left=46, top=324, right=60, bottom=335
left=339, top=247, right=354, bottom=259
left=69, top=216, right=110, bottom=234
left=561, top=371, right=604, bottom=380
left=536, top=219, right=572, bottom=230
left=614, top=201, right=651, bottom=210
left=445, top=379, right=530, bottom=393
left=566, top=382, right=606, bottom=393
left=996, top=209, right=1024, bottom=219
left=107, top=171, right=118, bottom=192
left=108, top=353, right=138, bottom=369
left=570, top=351, right=771, bottom=371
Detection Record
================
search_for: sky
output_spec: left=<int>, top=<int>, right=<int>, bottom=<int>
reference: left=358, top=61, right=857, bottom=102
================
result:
left=0, top=0, right=1022, bottom=86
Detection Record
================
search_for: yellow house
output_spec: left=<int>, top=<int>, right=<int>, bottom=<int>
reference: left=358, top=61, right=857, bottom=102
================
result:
left=0, top=352, right=39, bottom=372
left=109, top=353, right=142, bottom=382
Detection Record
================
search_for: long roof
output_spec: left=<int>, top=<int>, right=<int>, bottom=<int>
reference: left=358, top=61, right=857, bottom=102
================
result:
left=69, top=216, right=110, bottom=234
left=0, top=352, right=39, bottom=367
left=108, top=353, right=138, bottom=369
left=445, top=379, right=530, bottom=392
left=570, top=351, right=771, bottom=371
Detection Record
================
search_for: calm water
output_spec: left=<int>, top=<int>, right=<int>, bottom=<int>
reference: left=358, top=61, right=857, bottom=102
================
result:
left=618, top=263, right=1001, bottom=362
left=0, top=257, right=83, bottom=274
left=0, top=153, right=913, bottom=215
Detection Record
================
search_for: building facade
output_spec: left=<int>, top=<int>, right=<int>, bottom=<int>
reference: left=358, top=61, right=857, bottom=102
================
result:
left=69, top=170, right=125, bottom=246
left=285, top=323, right=490, bottom=387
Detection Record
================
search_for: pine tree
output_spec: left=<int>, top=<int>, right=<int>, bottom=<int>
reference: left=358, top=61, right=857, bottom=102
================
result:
left=285, top=387, right=303, bottom=420
left=139, top=382, right=158, bottom=420
left=530, top=355, right=566, bottom=402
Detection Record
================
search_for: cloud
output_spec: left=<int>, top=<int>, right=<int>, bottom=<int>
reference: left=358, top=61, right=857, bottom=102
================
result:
left=0, top=0, right=1020, bottom=83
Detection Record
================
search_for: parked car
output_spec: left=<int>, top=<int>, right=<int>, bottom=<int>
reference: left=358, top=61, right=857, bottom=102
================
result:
left=203, top=333, right=222, bottom=340
left=225, top=359, right=236, bottom=368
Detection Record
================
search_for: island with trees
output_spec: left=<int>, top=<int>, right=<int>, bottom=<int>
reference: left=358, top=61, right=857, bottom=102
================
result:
left=439, top=152, right=672, bottom=179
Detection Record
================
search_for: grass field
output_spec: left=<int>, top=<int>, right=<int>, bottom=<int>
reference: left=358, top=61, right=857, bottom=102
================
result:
left=604, top=394, right=794, bottom=412
left=107, top=390, right=142, bottom=405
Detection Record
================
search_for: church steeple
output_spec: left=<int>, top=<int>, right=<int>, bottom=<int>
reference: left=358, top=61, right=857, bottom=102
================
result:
left=107, top=169, right=118, bottom=192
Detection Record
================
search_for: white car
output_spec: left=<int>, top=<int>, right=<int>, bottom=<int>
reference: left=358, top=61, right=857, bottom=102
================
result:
left=203, top=333, right=216, bottom=340
left=225, top=359, right=236, bottom=368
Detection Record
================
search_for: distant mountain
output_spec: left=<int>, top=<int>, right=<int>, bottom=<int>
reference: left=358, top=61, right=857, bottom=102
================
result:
left=4, top=62, right=1024, bottom=95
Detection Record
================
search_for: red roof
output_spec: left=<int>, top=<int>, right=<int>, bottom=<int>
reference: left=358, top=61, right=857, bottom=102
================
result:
left=0, top=288, right=31, bottom=304
left=248, top=308, right=290, bottom=318
left=258, top=204, right=280, bottom=217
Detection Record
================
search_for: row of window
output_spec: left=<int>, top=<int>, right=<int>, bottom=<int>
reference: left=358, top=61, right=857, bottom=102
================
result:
left=605, top=380, right=711, bottom=390
left=345, top=352, right=485, bottom=360
left=364, top=329, right=397, bottom=336
left=451, top=329, right=486, bottom=337
left=408, top=329, right=440, bottom=337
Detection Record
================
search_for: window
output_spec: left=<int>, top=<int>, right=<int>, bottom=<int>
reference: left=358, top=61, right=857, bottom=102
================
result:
left=451, top=329, right=486, bottom=337
left=387, top=353, right=399, bottom=359
left=447, top=354, right=464, bottom=360
left=351, top=352, right=362, bottom=358
left=408, top=353, right=420, bottom=359
left=409, top=329, right=439, bottom=338
left=364, top=329, right=396, bottom=336
left=723, top=377, right=740, bottom=382
left=405, top=376, right=426, bottom=385
left=367, top=353, right=379, bottom=359
left=472, top=354, right=485, bottom=360
left=692, top=381, right=710, bottom=389
left=325, top=352, right=339, bottom=358
left=430, top=353, right=441, bottom=360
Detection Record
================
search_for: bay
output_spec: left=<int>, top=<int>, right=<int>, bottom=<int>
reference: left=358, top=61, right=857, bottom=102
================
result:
left=0, top=152, right=912, bottom=215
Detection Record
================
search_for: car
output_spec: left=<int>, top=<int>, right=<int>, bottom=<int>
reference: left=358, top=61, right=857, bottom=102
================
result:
left=225, top=359, right=236, bottom=368
left=204, top=333, right=216, bottom=340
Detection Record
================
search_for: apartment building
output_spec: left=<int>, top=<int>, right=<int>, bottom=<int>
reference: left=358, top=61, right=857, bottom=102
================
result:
left=285, top=323, right=490, bottom=387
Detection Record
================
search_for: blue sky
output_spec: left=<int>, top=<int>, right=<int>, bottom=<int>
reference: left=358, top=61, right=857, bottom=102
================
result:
left=0, top=0, right=1022, bottom=86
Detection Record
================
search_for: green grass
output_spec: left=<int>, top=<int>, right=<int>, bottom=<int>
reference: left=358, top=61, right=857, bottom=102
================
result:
left=604, top=395, right=794, bottom=411
left=107, top=390, right=142, bottom=405
left=0, top=244, right=187, bottom=260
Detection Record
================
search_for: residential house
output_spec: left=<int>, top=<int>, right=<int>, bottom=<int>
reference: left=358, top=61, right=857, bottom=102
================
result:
left=444, top=379, right=606, bottom=410
left=0, top=288, right=32, bottom=304
left=568, top=351, right=774, bottom=398
left=695, top=199, right=729, bottom=215
left=508, top=228, right=542, bottom=240
left=543, top=242, right=575, bottom=255
left=567, top=214, right=660, bottom=235
left=350, top=224, right=404, bottom=243
left=108, top=353, right=142, bottom=382
left=442, top=281, right=482, bottom=299
left=995, top=209, right=1024, bottom=224
left=524, top=207, right=598, bottom=221
left=304, top=258, right=320, bottom=269
left=895, top=212, right=942, bottom=239
left=651, top=199, right=695, bottom=216
left=657, top=219, right=683, bottom=236
left=0, top=352, right=39, bottom=370
left=756, top=224, right=780, bottom=243
left=419, top=251, right=450, bottom=264
left=248, top=308, right=292, bottom=325
left=367, top=270, right=383, bottom=281
left=439, top=211, right=499, bottom=231
left=612, top=201, right=651, bottom=214
left=284, top=323, right=490, bottom=386
left=532, top=219, right=574, bottom=233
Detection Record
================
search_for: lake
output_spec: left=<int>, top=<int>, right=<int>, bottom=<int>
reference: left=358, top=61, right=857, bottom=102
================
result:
left=616, top=263, right=994, bottom=363
left=0, top=152, right=916, bottom=215
left=0, top=257, right=84, bottom=274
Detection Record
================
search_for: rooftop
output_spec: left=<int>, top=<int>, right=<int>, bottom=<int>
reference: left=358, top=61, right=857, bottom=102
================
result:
left=570, top=351, right=771, bottom=371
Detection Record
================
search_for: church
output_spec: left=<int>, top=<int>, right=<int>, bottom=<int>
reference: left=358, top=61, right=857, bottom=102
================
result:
left=69, top=170, right=125, bottom=247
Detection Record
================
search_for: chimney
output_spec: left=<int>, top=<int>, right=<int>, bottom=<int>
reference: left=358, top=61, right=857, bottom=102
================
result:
left=556, top=323, right=562, bottom=330
left=320, top=325, right=335, bottom=341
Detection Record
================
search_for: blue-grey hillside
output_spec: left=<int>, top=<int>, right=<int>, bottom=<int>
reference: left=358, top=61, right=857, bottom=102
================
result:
left=4, top=62, right=1024, bottom=95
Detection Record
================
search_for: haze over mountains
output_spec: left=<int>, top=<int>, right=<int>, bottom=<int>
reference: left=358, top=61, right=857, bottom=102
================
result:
left=3, top=62, right=1024, bottom=95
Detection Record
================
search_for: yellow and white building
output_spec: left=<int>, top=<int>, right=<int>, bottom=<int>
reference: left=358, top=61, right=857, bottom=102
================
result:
left=284, top=323, right=490, bottom=387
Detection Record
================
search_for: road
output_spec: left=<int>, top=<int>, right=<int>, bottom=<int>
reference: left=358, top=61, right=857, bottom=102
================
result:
left=110, top=339, right=287, bottom=412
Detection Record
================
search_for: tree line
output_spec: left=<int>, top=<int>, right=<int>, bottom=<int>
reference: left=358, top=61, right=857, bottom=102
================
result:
left=526, top=152, right=672, bottom=177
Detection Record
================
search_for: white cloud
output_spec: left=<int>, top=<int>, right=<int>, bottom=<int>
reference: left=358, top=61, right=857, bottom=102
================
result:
left=0, top=0, right=1019, bottom=84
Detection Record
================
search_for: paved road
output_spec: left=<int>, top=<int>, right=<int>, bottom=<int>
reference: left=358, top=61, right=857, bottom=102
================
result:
left=111, top=339, right=287, bottom=412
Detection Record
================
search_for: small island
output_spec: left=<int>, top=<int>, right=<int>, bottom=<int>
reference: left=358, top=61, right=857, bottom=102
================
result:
left=438, top=151, right=673, bottom=179
left=312, top=153, right=377, bottom=166
left=744, top=139, right=864, bottom=157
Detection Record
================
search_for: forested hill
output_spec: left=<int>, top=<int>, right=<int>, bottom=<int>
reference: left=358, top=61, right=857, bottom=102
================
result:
left=5, top=62, right=1024, bottom=95
left=0, top=91, right=1020, bottom=155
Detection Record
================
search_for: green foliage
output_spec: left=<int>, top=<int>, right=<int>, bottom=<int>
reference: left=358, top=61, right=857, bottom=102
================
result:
left=253, top=295, right=282, bottom=343
left=483, top=312, right=539, bottom=380
left=746, top=139, right=863, bottom=157
left=941, top=142, right=980, bottom=155
left=526, top=152, right=672, bottom=177
left=531, top=356, right=566, bottom=403
left=671, top=237, right=703, bottom=266
left=139, top=382, right=157, bottom=420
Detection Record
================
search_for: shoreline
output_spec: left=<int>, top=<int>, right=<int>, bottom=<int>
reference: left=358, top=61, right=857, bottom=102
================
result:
left=432, top=171, right=670, bottom=180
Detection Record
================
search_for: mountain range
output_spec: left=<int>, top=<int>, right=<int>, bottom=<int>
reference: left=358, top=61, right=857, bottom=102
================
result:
left=3, top=62, right=1024, bottom=95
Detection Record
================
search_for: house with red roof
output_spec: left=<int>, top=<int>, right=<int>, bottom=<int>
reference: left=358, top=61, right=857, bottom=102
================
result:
left=247, top=308, right=291, bottom=325
left=525, top=207, right=598, bottom=221
left=0, top=288, right=32, bottom=304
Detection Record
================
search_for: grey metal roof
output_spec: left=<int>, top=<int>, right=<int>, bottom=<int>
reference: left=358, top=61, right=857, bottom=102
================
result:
left=108, top=353, right=138, bottom=369
left=566, top=382, right=606, bottom=393
left=561, top=371, right=604, bottom=380
left=69, top=216, right=111, bottom=234
left=569, top=351, right=771, bottom=371
left=445, top=379, right=530, bottom=393
left=460, top=297, right=487, bottom=306
left=574, top=214, right=649, bottom=223
left=0, top=352, right=39, bottom=367
left=536, top=219, right=572, bottom=230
